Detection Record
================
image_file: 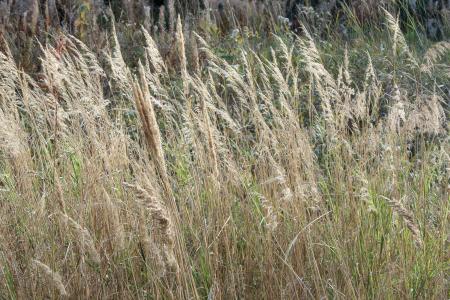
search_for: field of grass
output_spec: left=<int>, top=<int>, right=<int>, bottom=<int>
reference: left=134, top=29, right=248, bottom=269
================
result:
left=0, top=2, right=449, bottom=299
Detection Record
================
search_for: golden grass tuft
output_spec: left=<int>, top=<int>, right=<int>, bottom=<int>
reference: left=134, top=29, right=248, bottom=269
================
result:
left=0, top=10, right=448, bottom=299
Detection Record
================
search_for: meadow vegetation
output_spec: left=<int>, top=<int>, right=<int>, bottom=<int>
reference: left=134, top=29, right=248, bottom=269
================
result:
left=0, top=1, right=449, bottom=299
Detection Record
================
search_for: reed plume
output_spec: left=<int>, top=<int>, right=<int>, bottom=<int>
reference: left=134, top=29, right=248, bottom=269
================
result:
left=381, top=196, right=423, bottom=247
left=124, top=182, right=179, bottom=274
left=132, top=63, right=173, bottom=203
left=176, top=15, right=189, bottom=95
left=32, top=259, right=68, bottom=297
left=60, top=213, right=101, bottom=264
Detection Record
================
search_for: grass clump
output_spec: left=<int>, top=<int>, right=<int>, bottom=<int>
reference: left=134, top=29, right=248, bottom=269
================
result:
left=0, top=5, right=449, bottom=300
